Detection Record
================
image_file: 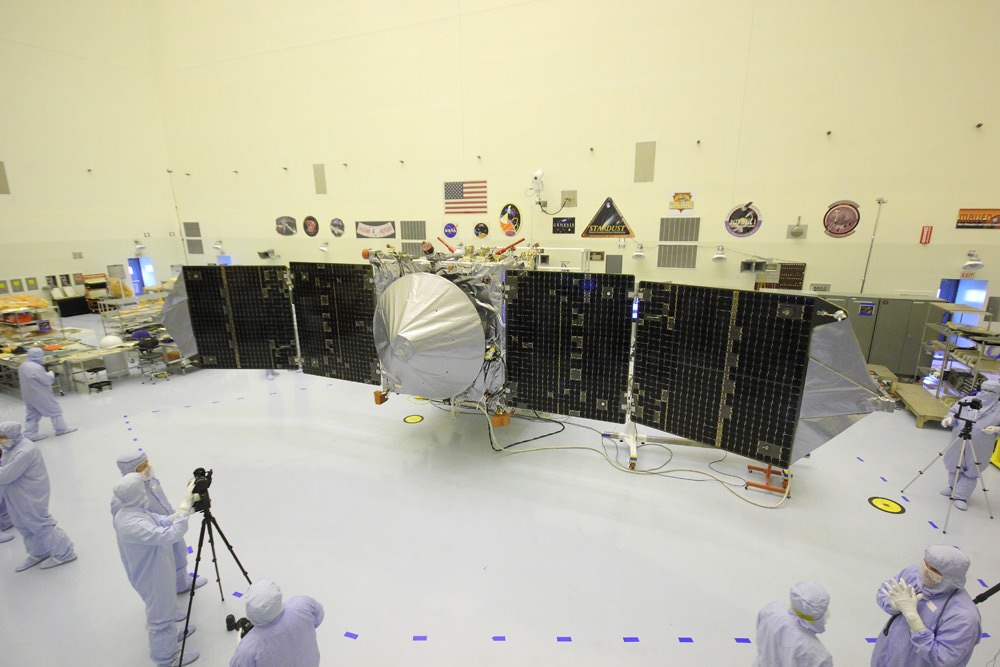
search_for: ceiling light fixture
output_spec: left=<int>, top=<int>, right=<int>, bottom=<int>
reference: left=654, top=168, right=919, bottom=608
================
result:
left=962, top=250, right=984, bottom=271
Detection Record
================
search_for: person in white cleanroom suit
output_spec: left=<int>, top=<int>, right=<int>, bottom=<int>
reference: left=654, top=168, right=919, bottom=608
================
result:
left=17, top=348, right=77, bottom=440
left=940, top=379, right=1000, bottom=510
left=112, top=472, right=200, bottom=667
left=111, top=450, right=207, bottom=594
left=753, top=581, right=833, bottom=667
left=0, top=421, right=76, bottom=570
left=230, top=579, right=324, bottom=667
left=872, top=544, right=981, bottom=667
left=1, top=491, right=15, bottom=543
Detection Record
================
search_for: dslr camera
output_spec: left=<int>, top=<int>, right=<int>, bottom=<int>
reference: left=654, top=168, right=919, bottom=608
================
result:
left=226, top=614, right=253, bottom=638
left=191, top=467, right=213, bottom=513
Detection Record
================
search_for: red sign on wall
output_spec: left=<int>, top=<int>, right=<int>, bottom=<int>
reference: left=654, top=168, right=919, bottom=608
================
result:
left=919, top=226, right=933, bottom=244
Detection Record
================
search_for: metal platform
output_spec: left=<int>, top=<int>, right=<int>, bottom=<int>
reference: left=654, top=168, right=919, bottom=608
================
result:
left=895, top=382, right=951, bottom=428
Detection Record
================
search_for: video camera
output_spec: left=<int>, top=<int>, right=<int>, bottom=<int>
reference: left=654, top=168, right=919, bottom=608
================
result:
left=191, top=467, right=213, bottom=513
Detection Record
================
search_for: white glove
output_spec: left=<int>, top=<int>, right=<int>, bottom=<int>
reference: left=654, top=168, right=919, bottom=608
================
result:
left=47, top=370, right=55, bottom=378
left=176, top=480, right=197, bottom=516
left=883, top=579, right=926, bottom=632
left=983, top=425, right=1000, bottom=434
left=941, top=416, right=954, bottom=428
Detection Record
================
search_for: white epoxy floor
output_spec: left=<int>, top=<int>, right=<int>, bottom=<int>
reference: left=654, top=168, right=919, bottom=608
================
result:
left=1, top=316, right=998, bottom=666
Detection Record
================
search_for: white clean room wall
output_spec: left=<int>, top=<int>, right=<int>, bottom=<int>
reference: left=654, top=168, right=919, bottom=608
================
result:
left=0, top=1, right=186, bottom=286
left=2, top=0, right=998, bottom=296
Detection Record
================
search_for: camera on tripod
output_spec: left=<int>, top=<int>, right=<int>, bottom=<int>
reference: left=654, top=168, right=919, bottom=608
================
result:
left=958, top=397, right=983, bottom=410
left=191, top=467, right=213, bottom=513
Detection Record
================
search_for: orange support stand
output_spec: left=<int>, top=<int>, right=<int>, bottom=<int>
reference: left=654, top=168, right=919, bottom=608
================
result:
left=491, top=411, right=511, bottom=427
left=373, top=390, right=389, bottom=405
left=746, top=463, right=790, bottom=495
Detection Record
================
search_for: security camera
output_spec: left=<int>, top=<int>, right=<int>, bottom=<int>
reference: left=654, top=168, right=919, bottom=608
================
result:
left=530, top=169, right=544, bottom=196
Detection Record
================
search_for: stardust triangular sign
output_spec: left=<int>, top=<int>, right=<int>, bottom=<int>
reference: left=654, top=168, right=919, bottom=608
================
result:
left=582, top=197, right=633, bottom=238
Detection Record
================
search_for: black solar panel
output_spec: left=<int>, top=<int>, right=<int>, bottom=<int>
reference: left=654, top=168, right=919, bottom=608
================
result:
left=290, top=262, right=380, bottom=385
left=505, top=271, right=633, bottom=422
left=182, top=266, right=297, bottom=370
left=633, top=282, right=814, bottom=467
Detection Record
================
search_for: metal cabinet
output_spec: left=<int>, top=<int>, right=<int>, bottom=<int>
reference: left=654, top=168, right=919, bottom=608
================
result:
left=821, top=295, right=938, bottom=378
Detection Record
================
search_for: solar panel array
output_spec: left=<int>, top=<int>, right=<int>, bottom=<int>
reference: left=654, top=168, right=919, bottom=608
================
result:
left=181, top=262, right=821, bottom=467
left=290, top=262, right=379, bottom=385
left=505, top=271, right=633, bottom=422
left=183, top=266, right=297, bottom=369
left=632, top=282, right=815, bottom=468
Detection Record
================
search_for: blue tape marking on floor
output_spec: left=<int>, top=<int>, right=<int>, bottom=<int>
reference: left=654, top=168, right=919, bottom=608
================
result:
left=902, top=495, right=910, bottom=502
left=983, top=632, right=991, bottom=639
left=866, top=637, right=877, bottom=643
left=492, top=636, right=506, bottom=642
left=929, top=521, right=939, bottom=529
left=187, top=546, right=193, bottom=554
left=557, top=636, right=572, bottom=642
left=678, top=637, right=693, bottom=643
left=128, top=427, right=132, bottom=431
left=344, top=632, right=358, bottom=640
left=151, top=410, right=159, bottom=413
left=623, top=636, right=639, bottom=643
left=184, top=405, right=192, bottom=408
left=133, top=438, right=138, bottom=441
left=232, top=591, right=243, bottom=598
left=212, top=401, right=220, bottom=404
left=236, top=397, right=245, bottom=400
left=300, top=387, right=307, bottom=390
left=734, top=637, right=751, bottom=644
left=857, top=457, right=865, bottom=462
left=412, top=635, right=427, bottom=641
left=979, top=579, right=988, bottom=588
left=880, top=476, right=887, bottom=482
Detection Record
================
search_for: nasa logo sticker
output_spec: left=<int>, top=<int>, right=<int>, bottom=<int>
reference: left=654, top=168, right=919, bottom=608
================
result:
left=443, top=223, right=458, bottom=238
left=823, top=200, right=861, bottom=238
left=474, top=222, right=489, bottom=239
left=724, top=202, right=762, bottom=237
left=499, top=204, right=521, bottom=237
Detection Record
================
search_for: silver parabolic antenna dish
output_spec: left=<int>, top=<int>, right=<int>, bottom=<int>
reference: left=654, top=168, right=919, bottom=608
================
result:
left=373, top=272, right=486, bottom=399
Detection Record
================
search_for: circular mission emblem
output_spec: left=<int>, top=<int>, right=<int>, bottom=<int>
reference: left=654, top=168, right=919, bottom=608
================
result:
left=725, top=202, right=762, bottom=237
left=499, top=204, right=521, bottom=237
left=823, top=200, right=860, bottom=238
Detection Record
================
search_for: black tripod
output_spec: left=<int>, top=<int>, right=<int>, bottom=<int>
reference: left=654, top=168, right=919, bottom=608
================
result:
left=901, top=399, right=994, bottom=534
left=178, top=470, right=252, bottom=667
left=974, top=580, right=1000, bottom=605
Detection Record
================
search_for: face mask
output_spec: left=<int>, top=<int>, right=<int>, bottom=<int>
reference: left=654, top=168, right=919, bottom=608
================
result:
left=141, top=466, right=154, bottom=481
left=920, top=565, right=943, bottom=588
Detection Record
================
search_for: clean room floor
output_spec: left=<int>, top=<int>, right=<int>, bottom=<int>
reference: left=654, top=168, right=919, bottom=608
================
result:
left=1, top=316, right=997, bottom=666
